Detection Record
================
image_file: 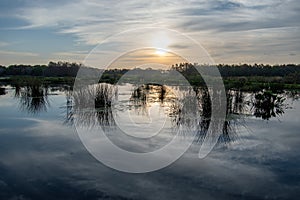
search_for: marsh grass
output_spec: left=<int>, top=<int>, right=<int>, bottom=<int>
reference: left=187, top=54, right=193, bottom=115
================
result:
left=73, top=83, right=116, bottom=109
left=70, top=83, right=117, bottom=128
left=12, top=77, right=50, bottom=114
left=0, top=87, right=5, bottom=95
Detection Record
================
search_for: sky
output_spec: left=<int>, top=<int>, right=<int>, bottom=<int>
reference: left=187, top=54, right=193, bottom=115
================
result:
left=0, top=0, right=299, bottom=67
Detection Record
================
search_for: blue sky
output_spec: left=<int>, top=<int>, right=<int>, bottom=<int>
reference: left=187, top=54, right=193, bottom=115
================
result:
left=0, top=0, right=299, bottom=66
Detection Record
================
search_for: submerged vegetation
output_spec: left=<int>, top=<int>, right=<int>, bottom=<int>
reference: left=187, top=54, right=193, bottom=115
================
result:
left=3, top=78, right=297, bottom=146
left=13, top=78, right=50, bottom=113
left=69, top=83, right=117, bottom=128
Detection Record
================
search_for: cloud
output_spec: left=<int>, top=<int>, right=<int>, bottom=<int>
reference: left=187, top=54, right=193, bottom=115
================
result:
left=169, top=44, right=190, bottom=50
left=1, top=0, right=300, bottom=64
left=0, top=50, right=41, bottom=65
left=0, top=50, right=38, bottom=57
left=0, top=41, right=9, bottom=47
left=172, top=0, right=299, bottom=33
left=18, top=0, right=297, bottom=42
left=52, top=51, right=87, bottom=58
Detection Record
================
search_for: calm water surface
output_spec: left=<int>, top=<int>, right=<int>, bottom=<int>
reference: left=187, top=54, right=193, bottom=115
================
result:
left=0, top=84, right=299, bottom=200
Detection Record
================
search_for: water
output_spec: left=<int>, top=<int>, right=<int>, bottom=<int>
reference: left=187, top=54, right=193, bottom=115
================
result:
left=0, top=83, right=299, bottom=199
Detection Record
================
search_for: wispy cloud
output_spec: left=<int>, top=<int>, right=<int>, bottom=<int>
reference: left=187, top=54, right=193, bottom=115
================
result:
left=0, top=41, right=9, bottom=47
left=52, top=51, right=88, bottom=57
left=1, top=0, right=300, bottom=64
left=17, top=1, right=292, bottom=40
left=0, top=50, right=41, bottom=65
left=0, top=50, right=38, bottom=57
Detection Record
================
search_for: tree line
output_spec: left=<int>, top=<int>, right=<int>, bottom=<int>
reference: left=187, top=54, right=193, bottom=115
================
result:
left=171, top=63, right=300, bottom=77
left=1, top=62, right=299, bottom=81
left=171, top=63, right=300, bottom=84
left=0, top=61, right=82, bottom=77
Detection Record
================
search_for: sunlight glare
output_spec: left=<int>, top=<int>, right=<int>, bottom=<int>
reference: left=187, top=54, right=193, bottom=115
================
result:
left=152, top=31, right=170, bottom=54
left=155, top=49, right=167, bottom=56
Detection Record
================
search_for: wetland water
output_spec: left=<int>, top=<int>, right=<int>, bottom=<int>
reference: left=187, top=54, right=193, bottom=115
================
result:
left=0, top=83, right=299, bottom=200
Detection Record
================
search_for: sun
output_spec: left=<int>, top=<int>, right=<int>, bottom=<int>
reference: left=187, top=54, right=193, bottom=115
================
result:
left=155, top=48, right=167, bottom=56
left=151, top=31, right=170, bottom=57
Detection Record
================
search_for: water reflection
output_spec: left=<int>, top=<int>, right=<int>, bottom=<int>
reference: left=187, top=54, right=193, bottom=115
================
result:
left=129, top=84, right=177, bottom=116
left=13, top=80, right=50, bottom=114
left=0, top=87, right=6, bottom=95
left=253, top=91, right=285, bottom=120
left=10, top=82, right=295, bottom=143
left=126, top=85, right=292, bottom=143
left=65, top=84, right=291, bottom=145
left=226, top=89, right=287, bottom=120
left=1, top=81, right=299, bottom=199
left=66, top=83, right=116, bottom=129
